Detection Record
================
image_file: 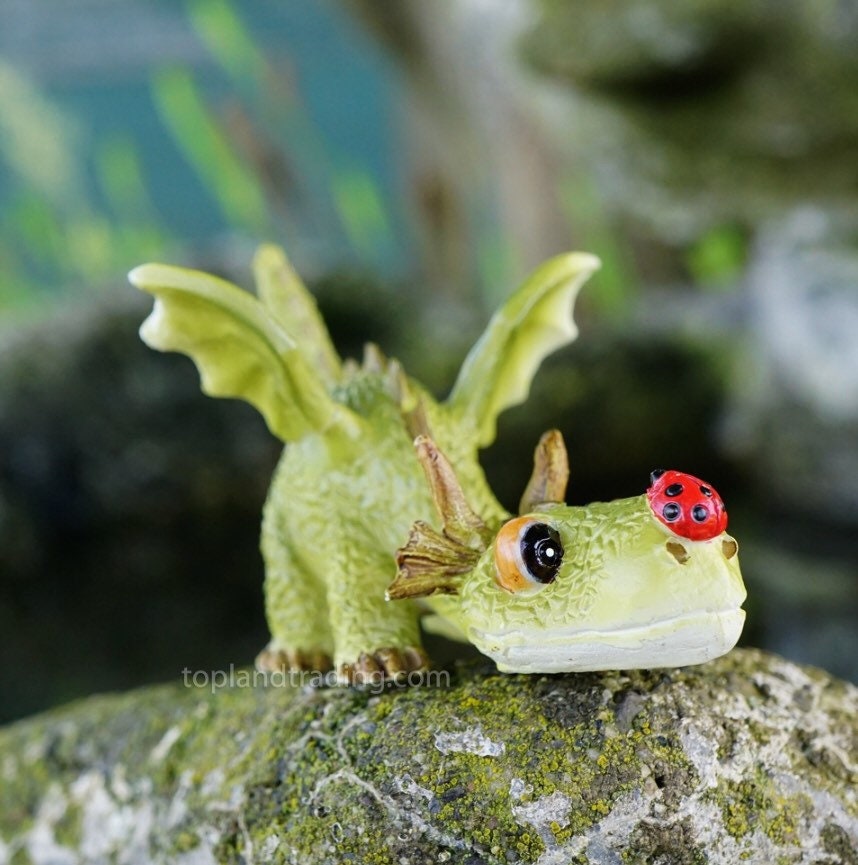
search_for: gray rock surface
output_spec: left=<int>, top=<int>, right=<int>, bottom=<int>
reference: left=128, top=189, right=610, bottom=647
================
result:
left=1, top=648, right=855, bottom=863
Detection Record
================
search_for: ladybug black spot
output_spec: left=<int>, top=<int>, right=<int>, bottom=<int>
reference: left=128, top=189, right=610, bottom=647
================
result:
left=662, top=502, right=681, bottom=522
left=665, top=483, right=684, bottom=497
left=691, top=504, right=709, bottom=523
left=700, top=485, right=712, bottom=497
left=650, top=469, right=666, bottom=485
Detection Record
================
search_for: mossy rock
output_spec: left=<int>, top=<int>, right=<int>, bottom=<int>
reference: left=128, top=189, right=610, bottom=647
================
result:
left=1, top=648, right=856, bottom=863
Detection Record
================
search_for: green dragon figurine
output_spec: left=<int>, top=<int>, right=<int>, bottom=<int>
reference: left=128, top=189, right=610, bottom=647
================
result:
left=130, top=246, right=745, bottom=684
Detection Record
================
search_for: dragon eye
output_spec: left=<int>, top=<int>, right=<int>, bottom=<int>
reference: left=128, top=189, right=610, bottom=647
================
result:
left=494, top=517, right=564, bottom=593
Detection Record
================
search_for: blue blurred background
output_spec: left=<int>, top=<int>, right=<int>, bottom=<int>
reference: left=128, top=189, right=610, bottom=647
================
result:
left=0, top=1, right=412, bottom=309
left=1, top=0, right=857, bottom=722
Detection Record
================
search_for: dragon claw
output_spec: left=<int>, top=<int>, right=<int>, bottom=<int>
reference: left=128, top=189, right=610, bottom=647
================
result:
left=338, top=646, right=431, bottom=686
left=255, top=646, right=333, bottom=674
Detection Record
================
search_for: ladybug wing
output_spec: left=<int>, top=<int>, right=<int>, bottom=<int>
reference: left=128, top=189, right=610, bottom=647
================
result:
left=445, top=252, right=600, bottom=448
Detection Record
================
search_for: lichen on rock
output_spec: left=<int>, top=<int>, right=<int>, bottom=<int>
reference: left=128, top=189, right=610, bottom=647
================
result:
left=1, top=648, right=855, bottom=864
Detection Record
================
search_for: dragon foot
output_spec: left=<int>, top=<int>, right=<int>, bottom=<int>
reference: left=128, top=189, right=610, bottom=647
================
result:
left=338, top=646, right=431, bottom=686
left=255, top=645, right=333, bottom=674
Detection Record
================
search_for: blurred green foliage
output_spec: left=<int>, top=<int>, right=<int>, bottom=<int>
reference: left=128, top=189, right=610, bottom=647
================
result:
left=685, top=224, right=749, bottom=288
left=151, top=67, right=268, bottom=231
left=0, top=0, right=648, bottom=319
left=0, top=0, right=644, bottom=323
left=0, top=60, right=166, bottom=312
left=186, top=0, right=268, bottom=89
left=558, top=172, right=638, bottom=317
left=0, top=1, right=402, bottom=317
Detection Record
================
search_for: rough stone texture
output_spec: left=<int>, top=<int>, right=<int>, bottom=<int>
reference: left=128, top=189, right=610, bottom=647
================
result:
left=1, top=648, right=855, bottom=864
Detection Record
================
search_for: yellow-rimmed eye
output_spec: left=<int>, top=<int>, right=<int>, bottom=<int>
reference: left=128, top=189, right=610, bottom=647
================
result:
left=494, top=517, right=564, bottom=593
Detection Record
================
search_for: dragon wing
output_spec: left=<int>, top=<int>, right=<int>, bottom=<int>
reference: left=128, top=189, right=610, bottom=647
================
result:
left=130, top=259, right=359, bottom=443
left=445, top=252, right=600, bottom=447
left=251, top=244, right=342, bottom=388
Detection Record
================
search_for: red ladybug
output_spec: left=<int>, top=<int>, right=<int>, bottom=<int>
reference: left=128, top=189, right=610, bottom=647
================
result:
left=646, top=469, right=728, bottom=541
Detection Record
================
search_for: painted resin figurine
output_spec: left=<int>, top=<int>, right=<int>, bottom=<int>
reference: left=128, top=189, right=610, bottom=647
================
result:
left=130, top=246, right=745, bottom=683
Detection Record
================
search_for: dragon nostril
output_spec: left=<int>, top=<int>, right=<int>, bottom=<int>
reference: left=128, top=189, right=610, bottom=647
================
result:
left=666, top=540, right=690, bottom=564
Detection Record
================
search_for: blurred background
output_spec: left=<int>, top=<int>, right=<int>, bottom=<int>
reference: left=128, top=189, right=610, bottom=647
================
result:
left=1, top=0, right=857, bottom=724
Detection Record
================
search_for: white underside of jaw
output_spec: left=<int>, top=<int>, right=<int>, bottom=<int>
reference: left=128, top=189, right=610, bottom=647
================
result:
left=473, top=608, right=746, bottom=673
